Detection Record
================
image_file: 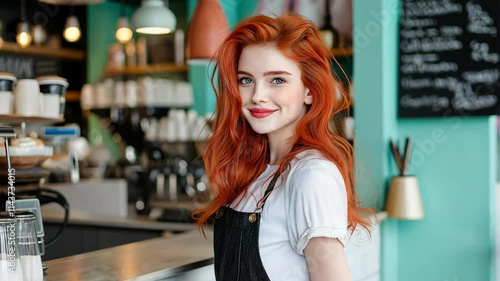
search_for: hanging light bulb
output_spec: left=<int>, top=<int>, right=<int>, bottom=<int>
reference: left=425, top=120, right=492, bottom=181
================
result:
left=16, top=0, right=32, bottom=48
left=63, top=6, right=81, bottom=43
left=116, top=17, right=132, bottom=43
left=16, top=22, right=32, bottom=47
left=116, top=1, right=132, bottom=43
left=64, top=15, right=81, bottom=42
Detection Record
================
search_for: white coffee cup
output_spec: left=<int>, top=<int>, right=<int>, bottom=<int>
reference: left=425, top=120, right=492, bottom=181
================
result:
left=126, top=80, right=138, bottom=107
left=80, top=84, right=94, bottom=110
left=0, top=73, right=17, bottom=115
left=15, top=79, right=40, bottom=116
left=37, top=76, right=68, bottom=118
left=42, top=94, right=60, bottom=118
left=0, top=91, right=14, bottom=114
left=114, top=81, right=126, bottom=106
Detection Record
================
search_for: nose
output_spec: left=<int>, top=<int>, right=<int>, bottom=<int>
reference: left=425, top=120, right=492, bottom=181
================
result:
left=251, top=83, right=268, bottom=104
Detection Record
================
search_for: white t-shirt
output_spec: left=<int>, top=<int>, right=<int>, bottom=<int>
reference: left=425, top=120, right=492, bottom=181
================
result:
left=229, top=150, right=348, bottom=281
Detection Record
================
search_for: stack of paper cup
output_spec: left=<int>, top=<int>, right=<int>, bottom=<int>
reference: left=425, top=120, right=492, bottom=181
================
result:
left=15, top=79, right=41, bottom=116
left=80, top=84, right=94, bottom=110
left=37, top=75, right=69, bottom=118
left=0, top=72, right=17, bottom=114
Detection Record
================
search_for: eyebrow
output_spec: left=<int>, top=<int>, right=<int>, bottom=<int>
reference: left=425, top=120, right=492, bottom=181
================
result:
left=237, top=70, right=293, bottom=76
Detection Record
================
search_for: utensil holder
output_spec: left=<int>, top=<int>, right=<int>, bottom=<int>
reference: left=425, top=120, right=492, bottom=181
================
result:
left=385, top=176, right=425, bottom=220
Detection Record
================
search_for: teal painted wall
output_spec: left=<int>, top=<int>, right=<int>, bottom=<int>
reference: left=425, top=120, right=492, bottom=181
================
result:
left=354, top=1, right=497, bottom=281
left=87, top=2, right=133, bottom=84
left=398, top=117, right=497, bottom=281
left=353, top=0, right=400, bottom=280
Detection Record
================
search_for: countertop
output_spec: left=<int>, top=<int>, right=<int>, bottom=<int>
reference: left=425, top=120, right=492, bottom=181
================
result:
left=41, top=211, right=387, bottom=281
left=43, top=229, right=214, bottom=281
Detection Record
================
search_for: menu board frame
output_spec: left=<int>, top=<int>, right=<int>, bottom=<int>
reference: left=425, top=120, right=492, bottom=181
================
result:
left=398, top=0, right=500, bottom=118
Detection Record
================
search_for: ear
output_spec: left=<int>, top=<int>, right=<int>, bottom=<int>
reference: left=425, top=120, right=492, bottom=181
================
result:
left=304, top=88, right=312, bottom=105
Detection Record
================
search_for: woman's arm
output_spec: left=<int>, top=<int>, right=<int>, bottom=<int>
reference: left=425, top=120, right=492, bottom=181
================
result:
left=304, top=237, right=352, bottom=281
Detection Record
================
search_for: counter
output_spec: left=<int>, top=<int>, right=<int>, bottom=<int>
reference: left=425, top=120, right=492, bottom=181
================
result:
left=43, top=229, right=214, bottom=281
left=41, top=209, right=198, bottom=261
left=42, top=211, right=387, bottom=281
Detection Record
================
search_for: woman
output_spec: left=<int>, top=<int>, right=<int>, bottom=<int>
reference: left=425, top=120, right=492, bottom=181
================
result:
left=194, top=14, right=372, bottom=281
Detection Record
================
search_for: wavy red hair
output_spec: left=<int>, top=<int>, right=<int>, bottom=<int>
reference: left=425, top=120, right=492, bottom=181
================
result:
left=193, top=14, right=373, bottom=234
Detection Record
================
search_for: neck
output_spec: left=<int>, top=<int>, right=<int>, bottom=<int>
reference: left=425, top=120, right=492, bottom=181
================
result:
left=267, top=134, right=294, bottom=166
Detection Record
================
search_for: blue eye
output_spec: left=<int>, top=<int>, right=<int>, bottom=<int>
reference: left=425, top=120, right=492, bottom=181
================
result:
left=272, top=77, right=286, bottom=84
left=239, top=77, right=253, bottom=84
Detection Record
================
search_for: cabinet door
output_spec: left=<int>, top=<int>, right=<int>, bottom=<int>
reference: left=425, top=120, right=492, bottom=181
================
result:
left=42, top=223, right=163, bottom=261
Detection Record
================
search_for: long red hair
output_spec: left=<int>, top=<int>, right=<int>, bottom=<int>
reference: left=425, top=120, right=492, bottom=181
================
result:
left=193, top=14, right=372, bottom=234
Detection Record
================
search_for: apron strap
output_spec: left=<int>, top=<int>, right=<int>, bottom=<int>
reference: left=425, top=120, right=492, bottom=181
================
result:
left=256, top=173, right=280, bottom=211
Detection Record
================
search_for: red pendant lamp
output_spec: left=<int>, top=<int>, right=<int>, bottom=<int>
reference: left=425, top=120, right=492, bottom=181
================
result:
left=187, top=0, right=230, bottom=62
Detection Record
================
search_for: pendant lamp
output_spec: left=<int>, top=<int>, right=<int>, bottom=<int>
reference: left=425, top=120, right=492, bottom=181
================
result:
left=16, top=0, right=32, bottom=47
left=116, top=1, right=133, bottom=44
left=187, top=0, right=229, bottom=62
left=132, top=0, right=176, bottom=35
left=63, top=6, right=82, bottom=42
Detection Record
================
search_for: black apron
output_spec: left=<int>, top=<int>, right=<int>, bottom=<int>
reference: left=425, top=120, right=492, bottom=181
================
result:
left=213, top=173, right=280, bottom=281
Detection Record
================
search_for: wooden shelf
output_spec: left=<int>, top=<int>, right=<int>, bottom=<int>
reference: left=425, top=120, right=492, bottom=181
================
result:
left=0, top=114, right=64, bottom=124
left=331, top=47, right=353, bottom=58
left=66, top=91, right=80, bottom=102
left=103, top=63, right=189, bottom=77
left=0, top=42, right=85, bottom=61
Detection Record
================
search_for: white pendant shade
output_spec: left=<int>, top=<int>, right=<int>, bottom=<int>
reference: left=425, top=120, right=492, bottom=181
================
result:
left=132, top=0, right=176, bottom=35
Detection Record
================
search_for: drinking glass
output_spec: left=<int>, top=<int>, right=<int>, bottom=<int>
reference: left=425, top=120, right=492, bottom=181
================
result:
left=15, top=211, right=43, bottom=281
left=0, top=212, right=23, bottom=281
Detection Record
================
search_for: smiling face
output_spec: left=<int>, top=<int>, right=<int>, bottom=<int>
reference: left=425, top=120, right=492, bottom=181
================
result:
left=238, top=44, right=311, bottom=143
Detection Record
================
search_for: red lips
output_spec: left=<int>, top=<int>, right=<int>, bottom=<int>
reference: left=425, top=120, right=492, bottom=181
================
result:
left=249, top=108, right=277, bottom=118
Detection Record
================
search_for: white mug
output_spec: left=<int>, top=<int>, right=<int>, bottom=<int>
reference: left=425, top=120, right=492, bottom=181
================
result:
left=80, top=84, right=94, bottom=110
left=42, top=94, right=60, bottom=118
left=0, top=91, right=14, bottom=114
left=0, top=73, right=17, bottom=115
left=37, top=76, right=69, bottom=119
left=15, top=79, right=40, bottom=116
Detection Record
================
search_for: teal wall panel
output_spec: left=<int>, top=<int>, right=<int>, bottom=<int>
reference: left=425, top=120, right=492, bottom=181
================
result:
left=87, top=2, right=133, bottom=84
left=353, top=0, right=400, bottom=280
left=397, top=117, right=497, bottom=281
left=188, top=62, right=217, bottom=116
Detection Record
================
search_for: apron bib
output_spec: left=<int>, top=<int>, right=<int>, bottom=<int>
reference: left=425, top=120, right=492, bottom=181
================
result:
left=213, top=173, right=280, bottom=281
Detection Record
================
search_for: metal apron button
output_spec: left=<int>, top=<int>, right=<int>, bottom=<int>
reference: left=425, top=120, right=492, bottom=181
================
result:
left=215, top=209, right=224, bottom=219
left=248, top=213, right=257, bottom=223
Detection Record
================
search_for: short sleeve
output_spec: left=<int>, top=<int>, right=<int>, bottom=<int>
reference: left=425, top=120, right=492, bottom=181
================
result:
left=286, top=158, right=348, bottom=255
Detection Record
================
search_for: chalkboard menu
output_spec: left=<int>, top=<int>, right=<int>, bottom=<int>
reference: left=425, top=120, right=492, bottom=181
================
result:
left=398, top=0, right=500, bottom=117
left=0, top=54, right=60, bottom=79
